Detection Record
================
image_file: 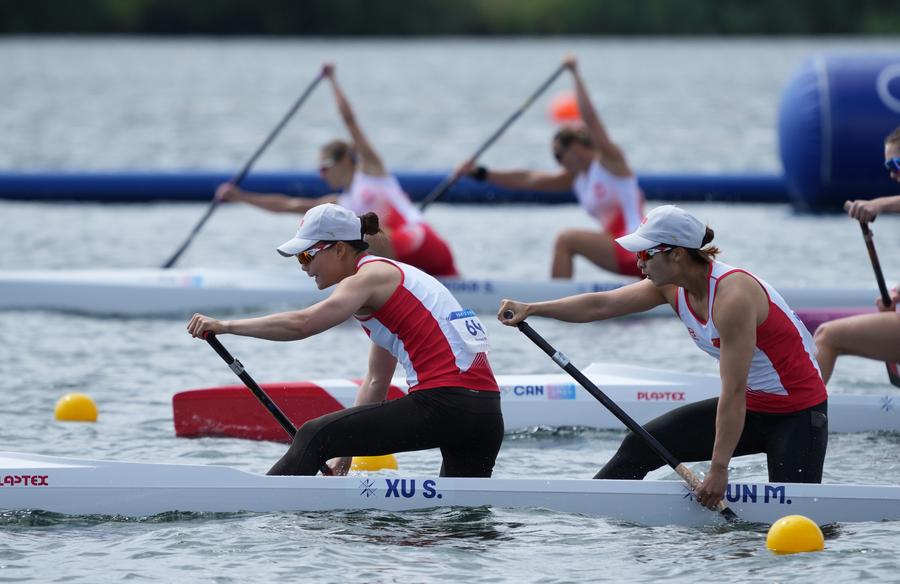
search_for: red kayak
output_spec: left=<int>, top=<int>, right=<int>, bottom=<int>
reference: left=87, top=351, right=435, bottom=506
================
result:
left=174, top=380, right=407, bottom=442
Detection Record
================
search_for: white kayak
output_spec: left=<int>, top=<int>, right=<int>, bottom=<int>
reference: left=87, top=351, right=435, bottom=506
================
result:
left=173, top=363, right=900, bottom=442
left=0, top=267, right=879, bottom=317
left=2, top=451, right=899, bottom=526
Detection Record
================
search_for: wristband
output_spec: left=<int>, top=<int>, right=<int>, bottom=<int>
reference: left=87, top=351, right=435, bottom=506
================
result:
left=472, top=165, right=488, bottom=181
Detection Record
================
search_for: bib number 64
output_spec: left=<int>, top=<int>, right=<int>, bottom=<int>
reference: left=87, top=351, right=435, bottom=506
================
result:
left=465, top=319, right=486, bottom=336
left=448, top=309, right=490, bottom=353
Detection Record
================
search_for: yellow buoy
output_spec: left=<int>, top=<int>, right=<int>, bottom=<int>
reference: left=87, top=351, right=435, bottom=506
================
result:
left=54, top=393, right=98, bottom=422
left=766, top=514, right=825, bottom=554
left=351, top=454, right=398, bottom=472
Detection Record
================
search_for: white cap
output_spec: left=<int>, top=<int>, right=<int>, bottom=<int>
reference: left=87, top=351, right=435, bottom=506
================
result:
left=276, top=203, right=362, bottom=257
left=615, top=205, right=706, bottom=252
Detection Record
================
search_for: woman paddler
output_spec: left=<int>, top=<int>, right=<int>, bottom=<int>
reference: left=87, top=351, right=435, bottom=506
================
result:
left=188, top=203, right=503, bottom=477
left=461, top=55, right=644, bottom=280
left=814, top=126, right=900, bottom=383
left=217, top=63, right=460, bottom=277
left=498, top=205, right=828, bottom=510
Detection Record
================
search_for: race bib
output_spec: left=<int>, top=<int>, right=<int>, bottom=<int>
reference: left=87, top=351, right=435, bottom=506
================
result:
left=448, top=309, right=490, bottom=353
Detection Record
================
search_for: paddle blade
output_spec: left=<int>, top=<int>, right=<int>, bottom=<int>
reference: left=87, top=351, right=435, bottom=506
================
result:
left=887, top=362, right=900, bottom=388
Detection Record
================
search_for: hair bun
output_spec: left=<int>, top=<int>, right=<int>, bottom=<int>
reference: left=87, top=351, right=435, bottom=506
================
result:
left=360, top=212, right=380, bottom=236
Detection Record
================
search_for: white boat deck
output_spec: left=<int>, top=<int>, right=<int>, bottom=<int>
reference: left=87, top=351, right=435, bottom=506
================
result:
left=0, top=268, right=879, bottom=316
left=2, top=452, right=900, bottom=526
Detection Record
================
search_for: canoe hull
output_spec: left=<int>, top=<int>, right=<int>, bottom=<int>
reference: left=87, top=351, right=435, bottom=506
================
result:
left=2, top=452, right=899, bottom=526
left=0, top=268, right=878, bottom=317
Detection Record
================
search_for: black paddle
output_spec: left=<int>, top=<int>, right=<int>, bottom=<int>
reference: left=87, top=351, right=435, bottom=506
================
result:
left=858, top=221, right=900, bottom=388
left=161, top=72, right=326, bottom=269
left=503, top=311, right=739, bottom=521
left=418, top=63, right=567, bottom=211
left=203, top=333, right=332, bottom=475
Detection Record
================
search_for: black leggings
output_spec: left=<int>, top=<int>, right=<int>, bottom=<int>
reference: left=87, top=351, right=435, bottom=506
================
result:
left=594, top=398, right=828, bottom=483
left=267, top=387, right=504, bottom=477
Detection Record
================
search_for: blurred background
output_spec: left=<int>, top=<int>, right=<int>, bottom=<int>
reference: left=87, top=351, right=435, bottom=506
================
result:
left=2, top=0, right=900, bottom=209
left=2, top=5, right=900, bottom=582
left=2, top=0, right=899, bottom=35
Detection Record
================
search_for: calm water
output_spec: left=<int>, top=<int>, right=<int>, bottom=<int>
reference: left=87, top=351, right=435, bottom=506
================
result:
left=1, top=36, right=900, bottom=583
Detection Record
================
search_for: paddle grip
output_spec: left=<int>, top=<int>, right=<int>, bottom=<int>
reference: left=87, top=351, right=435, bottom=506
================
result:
left=204, top=332, right=234, bottom=364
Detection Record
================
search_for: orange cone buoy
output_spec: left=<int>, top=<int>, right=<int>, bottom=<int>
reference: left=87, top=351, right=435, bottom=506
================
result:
left=550, top=92, right=581, bottom=123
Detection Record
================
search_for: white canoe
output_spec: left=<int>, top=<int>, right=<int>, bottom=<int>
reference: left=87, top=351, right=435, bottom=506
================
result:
left=173, top=363, right=900, bottom=442
left=2, top=451, right=899, bottom=526
left=0, top=267, right=878, bottom=317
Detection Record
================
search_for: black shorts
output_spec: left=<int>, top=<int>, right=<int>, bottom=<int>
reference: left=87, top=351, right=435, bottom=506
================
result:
left=594, top=398, right=828, bottom=483
left=267, top=386, right=504, bottom=477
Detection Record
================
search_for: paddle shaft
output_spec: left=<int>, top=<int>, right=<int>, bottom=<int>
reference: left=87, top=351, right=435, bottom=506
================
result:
left=161, top=73, right=325, bottom=269
left=860, top=221, right=893, bottom=305
left=204, top=334, right=332, bottom=475
left=858, top=221, right=900, bottom=387
left=418, top=64, right=567, bottom=211
left=507, top=314, right=738, bottom=521
left=205, top=334, right=296, bottom=438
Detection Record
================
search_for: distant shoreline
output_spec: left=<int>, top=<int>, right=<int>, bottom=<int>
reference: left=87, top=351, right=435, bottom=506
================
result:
left=3, top=0, right=900, bottom=36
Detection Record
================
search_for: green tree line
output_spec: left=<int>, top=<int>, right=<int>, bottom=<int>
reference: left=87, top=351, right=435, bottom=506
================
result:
left=2, top=0, right=899, bottom=35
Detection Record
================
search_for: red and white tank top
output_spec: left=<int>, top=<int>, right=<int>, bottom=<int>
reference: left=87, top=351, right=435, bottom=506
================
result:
left=354, top=255, right=498, bottom=393
left=675, top=261, right=826, bottom=414
left=338, top=171, right=423, bottom=232
left=572, top=160, right=644, bottom=237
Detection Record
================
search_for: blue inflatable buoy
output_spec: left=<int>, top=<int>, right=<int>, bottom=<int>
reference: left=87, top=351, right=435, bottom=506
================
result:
left=779, top=53, right=900, bottom=210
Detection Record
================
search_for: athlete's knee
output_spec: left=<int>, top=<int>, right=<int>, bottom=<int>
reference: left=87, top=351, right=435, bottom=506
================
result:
left=297, top=417, right=324, bottom=440
left=292, top=416, right=332, bottom=454
left=619, top=430, right=649, bottom=454
left=812, top=322, right=829, bottom=345
left=553, top=230, right=576, bottom=253
left=813, top=322, right=842, bottom=354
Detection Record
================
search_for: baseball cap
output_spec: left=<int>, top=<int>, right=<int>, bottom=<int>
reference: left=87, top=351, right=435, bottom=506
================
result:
left=615, top=205, right=706, bottom=252
left=276, top=203, right=362, bottom=257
